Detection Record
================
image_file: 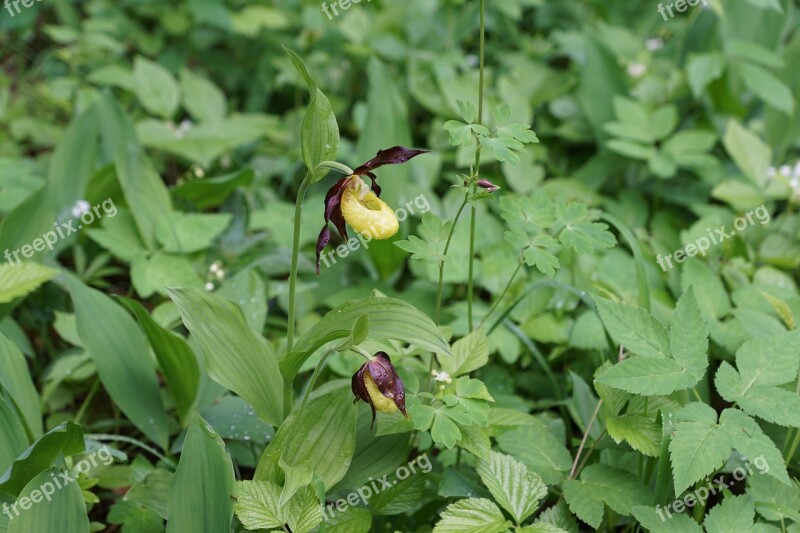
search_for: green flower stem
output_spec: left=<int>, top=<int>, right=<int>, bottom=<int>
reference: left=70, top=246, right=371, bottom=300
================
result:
left=476, top=258, right=524, bottom=330
left=286, top=348, right=336, bottom=447
left=467, top=0, right=486, bottom=332
left=569, top=399, right=603, bottom=479
left=428, top=191, right=471, bottom=392
left=285, top=172, right=312, bottom=419
left=434, top=191, right=470, bottom=325
left=287, top=173, right=312, bottom=353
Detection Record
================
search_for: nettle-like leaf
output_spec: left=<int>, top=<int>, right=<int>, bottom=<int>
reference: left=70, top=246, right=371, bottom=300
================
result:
left=562, top=464, right=652, bottom=529
left=234, top=481, right=321, bottom=533
left=0, top=262, right=58, bottom=303
left=395, top=212, right=453, bottom=263
left=432, top=498, right=511, bottom=533
left=631, top=505, right=703, bottom=533
left=714, top=329, right=800, bottom=427
left=605, top=414, right=661, bottom=457
left=703, top=494, right=756, bottom=533
left=668, top=402, right=790, bottom=494
left=595, top=288, right=709, bottom=396
left=476, top=451, right=548, bottom=525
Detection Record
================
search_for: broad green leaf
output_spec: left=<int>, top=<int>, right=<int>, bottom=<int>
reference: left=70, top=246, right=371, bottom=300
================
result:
left=0, top=398, right=28, bottom=475
left=170, top=288, right=283, bottom=426
left=703, top=494, right=756, bottom=533
left=595, top=298, right=670, bottom=359
left=596, top=290, right=708, bottom=396
left=94, top=96, right=173, bottom=249
left=714, top=330, right=800, bottom=427
left=370, top=475, right=426, bottom=516
left=718, top=409, right=790, bottom=486
left=319, top=506, right=371, bottom=533
left=107, top=501, right=164, bottom=532
left=119, top=298, right=200, bottom=424
left=668, top=288, right=708, bottom=380
left=154, top=212, right=232, bottom=254
left=606, top=415, right=661, bottom=457
left=7, top=468, right=89, bottom=533
left=179, top=69, right=226, bottom=123
left=441, top=330, right=489, bottom=378
left=686, top=53, right=725, bottom=98
left=669, top=403, right=732, bottom=494
left=476, top=451, right=547, bottom=524
left=166, top=416, right=234, bottom=533
left=562, top=465, right=651, bottom=529
left=0, top=421, right=84, bottom=497
left=723, top=121, right=772, bottom=187
left=739, top=63, right=795, bottom=115
left=432, top=498, right=511, bottom=533
left=65, top=276, right=170, bottom=448
left=496, top=422, right=572, bottom=484
left=0, top=333, right=41, bottom=438
left=283, top=486, right=322, bottom=533
left=130, top=253, right=204, bottom=298
left=631, top=505, right=703, bottom=532
left=0, top=263, right=58, bottom=304
left=746, top=474, right=800, bottom=523
left=282, top=295, right=450, bottom=380
left=303, top=89, right=339, bottom=181
left=233, top=480, right=282, bottom=530
left=134, top=56, right=179, bottom=119
left=254, top=386, right=356, bottom=491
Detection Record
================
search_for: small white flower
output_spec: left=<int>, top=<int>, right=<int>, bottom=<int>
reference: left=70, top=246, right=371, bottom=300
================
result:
left=627, top=63, right=647, bottom=78
left=793, top=162, right=800, bottom=177
left=214, top=269, right=225, bottom=281
left=209, top=262, right=220, bottom=274
left=780, top=165, right=792, bottom=176
left=432, top=371, right=452, bottom=384
left=70, top=200, right=91, bottom=218
left=767, top=166, right=777, bottom=178
left=204, top=282, right=215, bottom=291
left=645, top=38, right=664, bottom=51
left=466, top=54, right=479, bottom=67
left=193, top=166, right=205, bottom=178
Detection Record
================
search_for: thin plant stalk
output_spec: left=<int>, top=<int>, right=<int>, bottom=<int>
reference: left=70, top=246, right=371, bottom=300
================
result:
left=467, top=0, right=486, bottom=332
left=285, top=172, right=312, bottom=419
left=476, top=258, right=524, bottom=330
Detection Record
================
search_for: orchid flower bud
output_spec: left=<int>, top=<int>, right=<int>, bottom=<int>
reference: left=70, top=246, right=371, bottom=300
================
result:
left=351, top=351, right=408, bottom=429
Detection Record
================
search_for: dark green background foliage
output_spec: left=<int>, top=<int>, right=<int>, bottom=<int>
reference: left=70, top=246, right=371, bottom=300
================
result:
left=0, top=0, right=799, bottom=531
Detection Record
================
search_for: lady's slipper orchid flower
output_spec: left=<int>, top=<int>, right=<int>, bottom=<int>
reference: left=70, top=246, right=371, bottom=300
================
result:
left=316, top=146, right=429, bottom=273
left=351, top=351, right=408, bottom=428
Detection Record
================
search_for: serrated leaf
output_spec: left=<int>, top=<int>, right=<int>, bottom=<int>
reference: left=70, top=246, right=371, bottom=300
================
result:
left=476, top=451, right=547, bottom=524
left=595, top=298, right=670, bottom=359
left=432, top=498, right=511, bottom=533
left=0, top=262, right=58, bottom=303
left=234, top=480, right=283, bottom=530
left=718, top=409, right=791, bottom=486
left=631, top=505, right=703, bottom=532
left=669, top=403, right=732, bottom=494
left=563, top=465, right=651, bottom=529
left=496, top=422, right=572, bottom=484
left=669, top=288, right=708, bottom=379
left=704, top=494, right=756, bottom=533
left=606, top=415, right=661, bottom=457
